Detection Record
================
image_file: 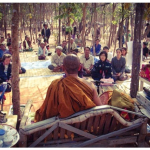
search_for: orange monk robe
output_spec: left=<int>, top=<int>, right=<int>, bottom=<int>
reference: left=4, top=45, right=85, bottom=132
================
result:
left=34, top=76, right=96, bottom=122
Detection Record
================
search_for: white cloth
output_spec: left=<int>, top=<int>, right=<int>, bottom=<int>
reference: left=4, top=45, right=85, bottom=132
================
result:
left=51, top=53, right=66, bottom=67
left=80, top=54, right=94, bottom=70
left=4, top=65, right=8, bottom=76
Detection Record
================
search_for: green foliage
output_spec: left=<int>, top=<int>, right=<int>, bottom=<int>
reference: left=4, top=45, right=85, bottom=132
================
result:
left=112, top=3, right=133, bottom=25
left=55, top=3, right=82, bottom=25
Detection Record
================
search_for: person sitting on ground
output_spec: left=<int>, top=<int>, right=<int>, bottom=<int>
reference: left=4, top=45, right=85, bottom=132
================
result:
left=23, top=35, right=33, bottom=51
left=111, top=48, right=128, bottom=81
left=103, top=46, right=113, bottom=63
left=0, top=36, right=5, bottom=44
left=0, top=43, right=7, bottom=62
left=38, top=42, right=48, bottom=60
left=122, top=47, right=131, bottom=73
left=67, top=38, right=77, bottom=51
left=80, top=47, right=94, bottom=77
left=91, top=51, right=112, bottom=80
left=37, top=34, right=42, bottom=47
left=48, top=46, right=66, bottom=72
left=90, top=39, right=101, bottom=56
left=143, top=42, right=149, bottom=60
left=34, top=54, right=102, bottom=122
left=7, top=33, right=11, bottom=45
left=4, top=43, right=26, bottom=74
left=44, top=39, right=52, bottom=56
left=62, top=40, right=68, bottom=54
left=0, top=54, right=12, bottom=84
left=74, top=34, right=82, bottom=47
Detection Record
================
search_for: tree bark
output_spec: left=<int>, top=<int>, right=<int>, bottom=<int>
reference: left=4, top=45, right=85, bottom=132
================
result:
left=81, top=3, right=88, bottom=48
left=119, top=3, right=124, bottom=48
left=40, top=3, right=42, bottom=31
left=130, top=3, right=144, bottom=98
left=58, top=3, right=61, bottom=45
left=3, top=4, right=7, bottom=38
left=11, top=3, right=21, bottom=120
left=67, top=15, right=71, bottom=53
left=92, top=3, right=97, bottom=56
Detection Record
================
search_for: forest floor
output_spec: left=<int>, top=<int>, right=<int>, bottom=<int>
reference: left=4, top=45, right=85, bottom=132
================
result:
left=2, top=28, right=150, bottom=119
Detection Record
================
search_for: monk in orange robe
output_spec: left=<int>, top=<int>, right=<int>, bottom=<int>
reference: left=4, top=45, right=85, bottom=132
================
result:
left=34, top=54, right=102, bottom=122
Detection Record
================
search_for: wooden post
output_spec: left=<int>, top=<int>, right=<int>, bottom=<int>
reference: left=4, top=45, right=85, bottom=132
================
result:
left=138, top=121, right=148, bottom=147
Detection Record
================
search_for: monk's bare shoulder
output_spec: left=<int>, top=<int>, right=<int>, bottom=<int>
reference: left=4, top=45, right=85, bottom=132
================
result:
left=78, top=77, right=95, bottom=91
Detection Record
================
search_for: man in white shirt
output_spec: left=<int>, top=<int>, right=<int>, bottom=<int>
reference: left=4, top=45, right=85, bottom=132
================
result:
left=48, top=46, right=66, bottom=72
left=80, top=47, right=94, bottom=76
left=67, top=38, right=77, bottom=51
left=38, top=42, right=48, bottom=60
left=103, top=46, right=113, bottom=63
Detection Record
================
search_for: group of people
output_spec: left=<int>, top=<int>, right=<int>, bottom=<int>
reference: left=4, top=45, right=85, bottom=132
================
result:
left=34, top=48, right=129, bottom=122
left=0, top=35, right=26, bottom=90
left=45, top=39, right=129, bottom=82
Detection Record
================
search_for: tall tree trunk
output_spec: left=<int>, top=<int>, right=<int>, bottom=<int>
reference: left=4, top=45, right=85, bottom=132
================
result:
left=40, top=3, right=42, bottom=31
left=130, top=4, right=134, bottom=41
left=58, top=3, right=61, bottom=45
left=130, top=3, right=144, bottom=98
left=11, top=3, right=21, bottom=120
left=125, top=17, right=129, bottom=46
left=81, top=3, right=88, bottom=48
left=3, top=4, right=7, bottom=38
left=29, top=5, right=32, bottom=41
left=92, top=3, right=97, bottom=56
left=119, top=3, right=124, bottom=48
left=68, top=15, right=71, bottom=53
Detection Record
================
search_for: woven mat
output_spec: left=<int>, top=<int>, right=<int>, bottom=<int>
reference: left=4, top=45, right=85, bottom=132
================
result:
left=19, top=68, right=64, bottom=78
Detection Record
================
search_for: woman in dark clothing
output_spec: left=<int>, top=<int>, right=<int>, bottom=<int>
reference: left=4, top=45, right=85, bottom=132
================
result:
left=0, top=54, right=12, bottom=83
left=111, top=48, right=128, bottom=81
left=91, top=51, right=112, bottom=80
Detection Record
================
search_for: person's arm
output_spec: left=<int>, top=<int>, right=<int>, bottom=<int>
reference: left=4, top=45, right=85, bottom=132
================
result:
left=89, top=56, right=94, bottom=70
left=91, top=63, right=100, bottom=80
left=105, top=63, right=112, bottom=78
left=120, top=57, right=126, bottom=74
left=0, top=64, right=8, bottom=81
left=45, top=48, right=48, bottom=56
left=41, top=29, right=44, bottom=37
left=92, top=83, right=102, bottom=106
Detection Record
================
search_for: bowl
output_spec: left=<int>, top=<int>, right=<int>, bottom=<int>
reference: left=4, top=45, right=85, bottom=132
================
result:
left=0, top=140, right=3, bottom=147
left=6, top=129, right=17, bottom=137
left=3, top=136, right=13, bottom=146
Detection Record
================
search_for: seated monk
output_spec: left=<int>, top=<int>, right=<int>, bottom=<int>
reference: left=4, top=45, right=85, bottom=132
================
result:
left=34, top=54, right=102, bottom=122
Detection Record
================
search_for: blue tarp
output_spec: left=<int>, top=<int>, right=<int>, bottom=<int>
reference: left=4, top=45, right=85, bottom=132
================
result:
left=21, top=60, right=51, bottom=70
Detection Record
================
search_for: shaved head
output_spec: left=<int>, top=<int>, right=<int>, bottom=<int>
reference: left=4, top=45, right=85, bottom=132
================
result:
left=63, top=54, right=80, bottom=74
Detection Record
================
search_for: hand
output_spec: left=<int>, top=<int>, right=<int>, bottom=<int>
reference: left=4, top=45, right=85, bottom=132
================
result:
left=117, top=73, right=121, bottom=76
left=86, top=69, right=91, bottom=74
